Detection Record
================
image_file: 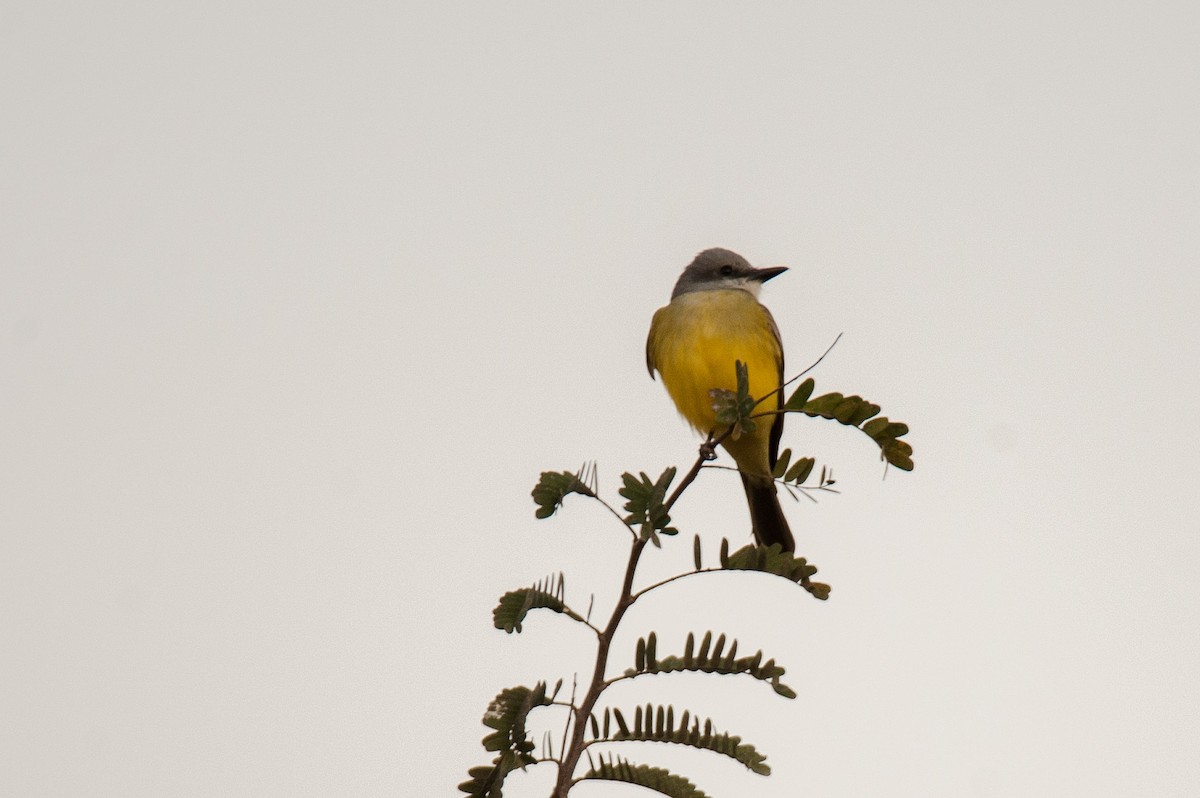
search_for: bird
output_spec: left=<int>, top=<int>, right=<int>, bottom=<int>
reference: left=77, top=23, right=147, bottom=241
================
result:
left=645, top=247, right=794, bottom=552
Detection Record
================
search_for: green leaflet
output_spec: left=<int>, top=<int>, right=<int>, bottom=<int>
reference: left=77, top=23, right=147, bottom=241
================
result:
left=583, top=754, right=712, bottom=798
left=492, top=573, right=578, bottom=634
left=587, top=703, right=770, bottom=775
left=619, top=467, right=678, bottom=542
left=784, top=377, right=914, bottom=471
left=458, top=682, right=556, bottom=797
left=623, top=630, right=796, bottom=700
left=530, top=468, right=595, bottom=519
left=710, top=360, right=759, bottom=437
left=721, top=541, right=830, bottom=601
left=772, top=447, right=818, bottom=485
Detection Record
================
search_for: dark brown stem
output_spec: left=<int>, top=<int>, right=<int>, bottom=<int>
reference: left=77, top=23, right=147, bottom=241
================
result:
left=550, top=535, right=648, bottom=796
left=549, top=440, right=713, bottom=796
left=663, top=433, right=721, bottom=512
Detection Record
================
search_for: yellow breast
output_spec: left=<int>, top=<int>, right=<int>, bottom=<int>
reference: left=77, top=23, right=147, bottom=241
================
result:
left=648, top=289, right=782, bottom=437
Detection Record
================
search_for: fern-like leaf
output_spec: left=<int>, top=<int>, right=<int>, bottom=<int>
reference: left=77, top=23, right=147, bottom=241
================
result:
left=531, top=468, right=596, bottom=519
left=710, top=360, right=758, bottom=440
left=784, top=378, right=914, bottom=471
left=482, top=683, right=550, bottom=754
left=458, top=762, right=513, bottom=798
left=458, top=683, right=552, bottom=797
left=772, top=447, right=818, bottom=485
left=619, top=468, right=678, bottom=542
left=581, top=753, right=711, bottom=798
left=493, top=573, right=583, bottom=633
left=720, top=541, right=831, bottom=600
left=588, top=703, right=771, bottom=774
left=622, top=630, right=796, bottom=699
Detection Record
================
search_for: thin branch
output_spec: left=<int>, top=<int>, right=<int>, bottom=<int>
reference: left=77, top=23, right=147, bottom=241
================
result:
left=568, top=464, right=637, bottom=540
left=698, top=463, right=841, bottom=499
left=588, top=487, right=638, bottom=540
left=558, top=601, right=604, bottom=634
left=751, top=331, right=844, bottom=412
left=555, top=677, right=577, bottom=767
left=779, top=480, right=840, bottom=504
left=664, top=430, right=730, bottom=512
left=549, top=593, right=603, bottom=634
left=550, top=534, right=650, bottom=797
left=551, top=434, right=724, bottom=795
left=628, top=566, right=714, bottom=602
left=567, top=617, right=604, bottom=635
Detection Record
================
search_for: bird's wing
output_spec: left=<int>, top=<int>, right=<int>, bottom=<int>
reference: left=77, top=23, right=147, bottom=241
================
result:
left=764, top=306, right=786, bottom=467
left=645, top=306, right=664, bottom=379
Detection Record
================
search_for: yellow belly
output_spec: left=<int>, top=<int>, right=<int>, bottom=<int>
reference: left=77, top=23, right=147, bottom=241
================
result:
left=649, top=290, right=782, bottom=474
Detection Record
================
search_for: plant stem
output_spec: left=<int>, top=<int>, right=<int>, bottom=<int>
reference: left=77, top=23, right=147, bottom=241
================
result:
left=549, top=440, right=714, bottom=796
left=550, top=535, right=648, bottom=797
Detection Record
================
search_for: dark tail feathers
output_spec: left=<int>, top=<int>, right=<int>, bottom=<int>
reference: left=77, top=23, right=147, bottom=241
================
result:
left=740, top=473, right=795, bottom=552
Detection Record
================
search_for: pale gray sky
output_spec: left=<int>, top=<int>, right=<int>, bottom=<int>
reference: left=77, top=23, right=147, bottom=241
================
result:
left=2, top=3, right=1198, bottom=796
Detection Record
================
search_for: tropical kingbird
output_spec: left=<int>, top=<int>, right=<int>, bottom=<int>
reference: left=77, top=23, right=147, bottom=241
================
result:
left=646, top=248, right=795, bottom=552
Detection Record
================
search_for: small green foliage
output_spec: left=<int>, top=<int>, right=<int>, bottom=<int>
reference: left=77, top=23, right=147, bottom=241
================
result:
left=772, top=447, right=790, bottom=479
left=493, top=573, right=583, bottom=633
left=622, top=630, right=796, bottom=699
left=720, top=541, right=830, bottom=601
left=880, top=438, right=913, bottom=471
left=582, top=754, right=712, bottom=798
left=458, top=683, right=554, bottom=797
left=619, top=468, right=678, bottom=543
left=531, top=469, right=596, bottom=519
left=587, top=703, right=770, bottom=775
left=784, top=457, right=816, bottom=484
left=783, top=378, right=914, bottom=471
left=784, top=377, right=815, bottom=409
left=482, top=683, right=551, bottom=754
left=862, top=418, right=914, bottom=471
left=710, top=360, right=758, bottom=438
left=457, top=764, right=509, bottom=798
left=772, top=447, right=817, bottom=485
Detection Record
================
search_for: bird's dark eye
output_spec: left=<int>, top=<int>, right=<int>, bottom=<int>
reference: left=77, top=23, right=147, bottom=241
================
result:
left=719, top=265, right=734, bottom=276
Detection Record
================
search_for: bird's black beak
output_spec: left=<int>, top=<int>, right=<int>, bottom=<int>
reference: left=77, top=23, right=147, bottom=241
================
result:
left=752, top=266, right=788, bottom=282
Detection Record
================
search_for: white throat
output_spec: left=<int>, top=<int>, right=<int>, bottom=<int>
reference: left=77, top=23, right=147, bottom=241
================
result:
left=732, top=277, right=763, bottom=298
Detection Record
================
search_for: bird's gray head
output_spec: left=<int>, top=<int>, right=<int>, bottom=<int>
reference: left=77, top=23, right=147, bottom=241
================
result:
left=670, top=247, right=788, bottom=300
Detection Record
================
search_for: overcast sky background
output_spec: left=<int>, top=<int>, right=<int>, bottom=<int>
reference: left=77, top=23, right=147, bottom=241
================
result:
left=3, top=3, right=1198, bottom=796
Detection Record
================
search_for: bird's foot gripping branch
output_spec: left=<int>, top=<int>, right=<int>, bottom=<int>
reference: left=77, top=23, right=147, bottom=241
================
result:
left=459, top=368, right=912, bottom=797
